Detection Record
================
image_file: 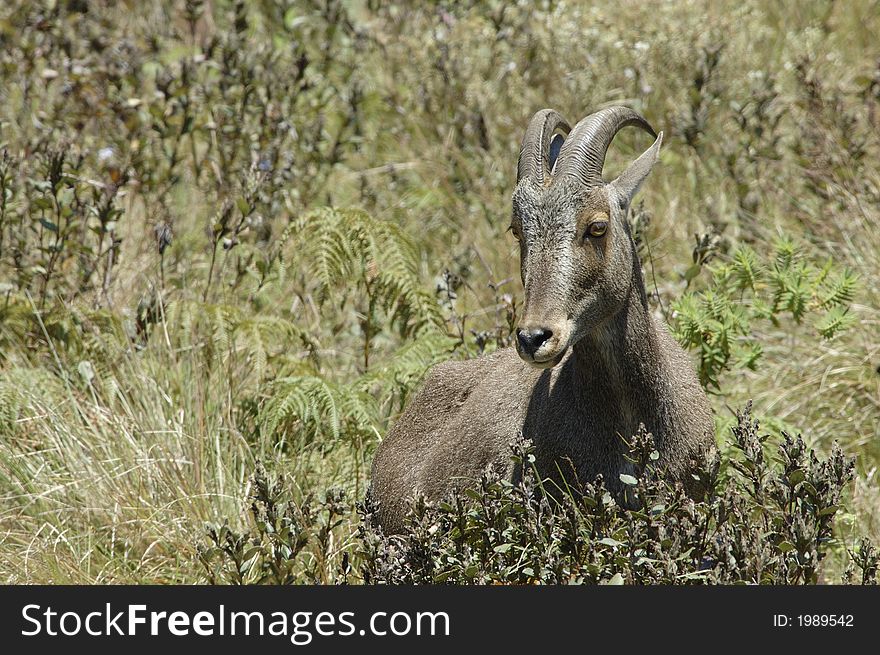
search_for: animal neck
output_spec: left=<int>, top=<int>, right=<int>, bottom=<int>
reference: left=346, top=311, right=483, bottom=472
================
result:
left=571, top=252, right=665, bottom=412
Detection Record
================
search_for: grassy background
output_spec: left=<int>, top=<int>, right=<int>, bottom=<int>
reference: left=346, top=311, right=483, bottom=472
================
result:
left=0, top=0, right=878, bottom=583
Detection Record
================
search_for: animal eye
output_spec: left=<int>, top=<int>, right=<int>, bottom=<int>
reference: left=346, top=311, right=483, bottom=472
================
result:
left=586, top=221, right=608, bottom=238
left=509, top=224, right=522, bottom=240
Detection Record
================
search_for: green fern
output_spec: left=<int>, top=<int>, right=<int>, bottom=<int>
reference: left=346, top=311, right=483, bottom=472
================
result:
left=357, top=329, right=457, bottom=409
left=285, top=208, right=443, bottom=338
left=731, top=244, right=763, bottom=291
left=162, top=299, right=316, bottom=380
left=260, top=375, right=379, bottom=444
left=815, top=306, right=855, bottom=339
left=818, top=267, right=858, bottom=309
left=257, top=328, right=454, bottom=444
left=773, top=235, right=797, bottom=271
left=673, top=237, right=858, bottom=389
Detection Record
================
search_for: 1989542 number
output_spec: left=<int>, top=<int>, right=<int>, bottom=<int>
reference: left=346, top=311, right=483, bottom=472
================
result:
left=773, top=614, right=854, bottom=627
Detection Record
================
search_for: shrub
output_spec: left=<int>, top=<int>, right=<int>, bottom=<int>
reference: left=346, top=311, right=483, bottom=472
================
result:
left=199, top=462, right=351, bottom=585
left=200, top=403, right=876, bottom=585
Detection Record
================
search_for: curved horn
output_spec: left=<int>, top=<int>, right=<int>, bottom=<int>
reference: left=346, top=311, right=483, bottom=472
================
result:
left=554, top=106, right=656, bottom=189
left=516, top=109, right=571, bottom=186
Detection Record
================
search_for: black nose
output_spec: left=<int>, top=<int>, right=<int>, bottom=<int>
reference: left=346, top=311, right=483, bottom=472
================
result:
left=516, top=327, right=553, bottom=356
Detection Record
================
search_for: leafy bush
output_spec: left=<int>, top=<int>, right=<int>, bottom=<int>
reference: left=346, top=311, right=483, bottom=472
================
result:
left=199, top=462, right=351, bottom=585
left=199, top=404, right=876, bottom=585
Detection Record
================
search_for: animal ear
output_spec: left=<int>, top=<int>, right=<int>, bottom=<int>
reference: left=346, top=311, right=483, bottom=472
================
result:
left=548, top=133, right=565, bottom=175
left=610, top=131, right=662, bottom=206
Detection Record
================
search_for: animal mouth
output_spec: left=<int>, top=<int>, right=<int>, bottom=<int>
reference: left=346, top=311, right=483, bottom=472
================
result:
left=525, top=346, right=568, bottom=369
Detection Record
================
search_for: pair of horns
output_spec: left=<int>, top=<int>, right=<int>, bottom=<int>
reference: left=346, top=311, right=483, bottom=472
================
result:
left=516, top=106, right=657, bottom=188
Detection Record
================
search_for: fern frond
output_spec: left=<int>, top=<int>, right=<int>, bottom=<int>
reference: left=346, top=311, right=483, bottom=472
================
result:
left=771, top=261, right=810, bottom=322
left=731, top=244, right=763, bottom=291
left=163, top=300, right=315, bottom=377
left=260, top=375, right=378, bottom=444
left=287, top=207, right=442, bottom=336
left=675, top=233, right=857, bottom=390
left=357, top=329, right=456, bottom=395
left=818, top=268, right=858, bottom=309
left=772, top=235, right=797, bottom=271
left=815, top=306, right=855, bottom=339
left=671, top=294, right=709, bottom=347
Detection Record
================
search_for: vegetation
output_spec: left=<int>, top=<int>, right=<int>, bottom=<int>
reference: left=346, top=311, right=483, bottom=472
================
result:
left=0, top=0, right=877, bottom=584
left=201, top=406, right=877, bottom=585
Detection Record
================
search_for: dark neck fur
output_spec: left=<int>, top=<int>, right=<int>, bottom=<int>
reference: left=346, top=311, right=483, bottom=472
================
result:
left=572, top=240, right=665, bottom=417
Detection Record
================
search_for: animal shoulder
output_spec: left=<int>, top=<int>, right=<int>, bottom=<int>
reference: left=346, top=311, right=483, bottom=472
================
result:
left=417, top=348, right=538, bottom=397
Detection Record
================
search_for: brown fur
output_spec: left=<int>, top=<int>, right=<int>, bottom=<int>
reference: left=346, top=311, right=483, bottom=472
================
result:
left=370, top=109, right=716, bottom=533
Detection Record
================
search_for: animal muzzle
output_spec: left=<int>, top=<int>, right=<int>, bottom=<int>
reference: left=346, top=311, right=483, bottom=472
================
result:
left=515, top=321, right=570, bottom=368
